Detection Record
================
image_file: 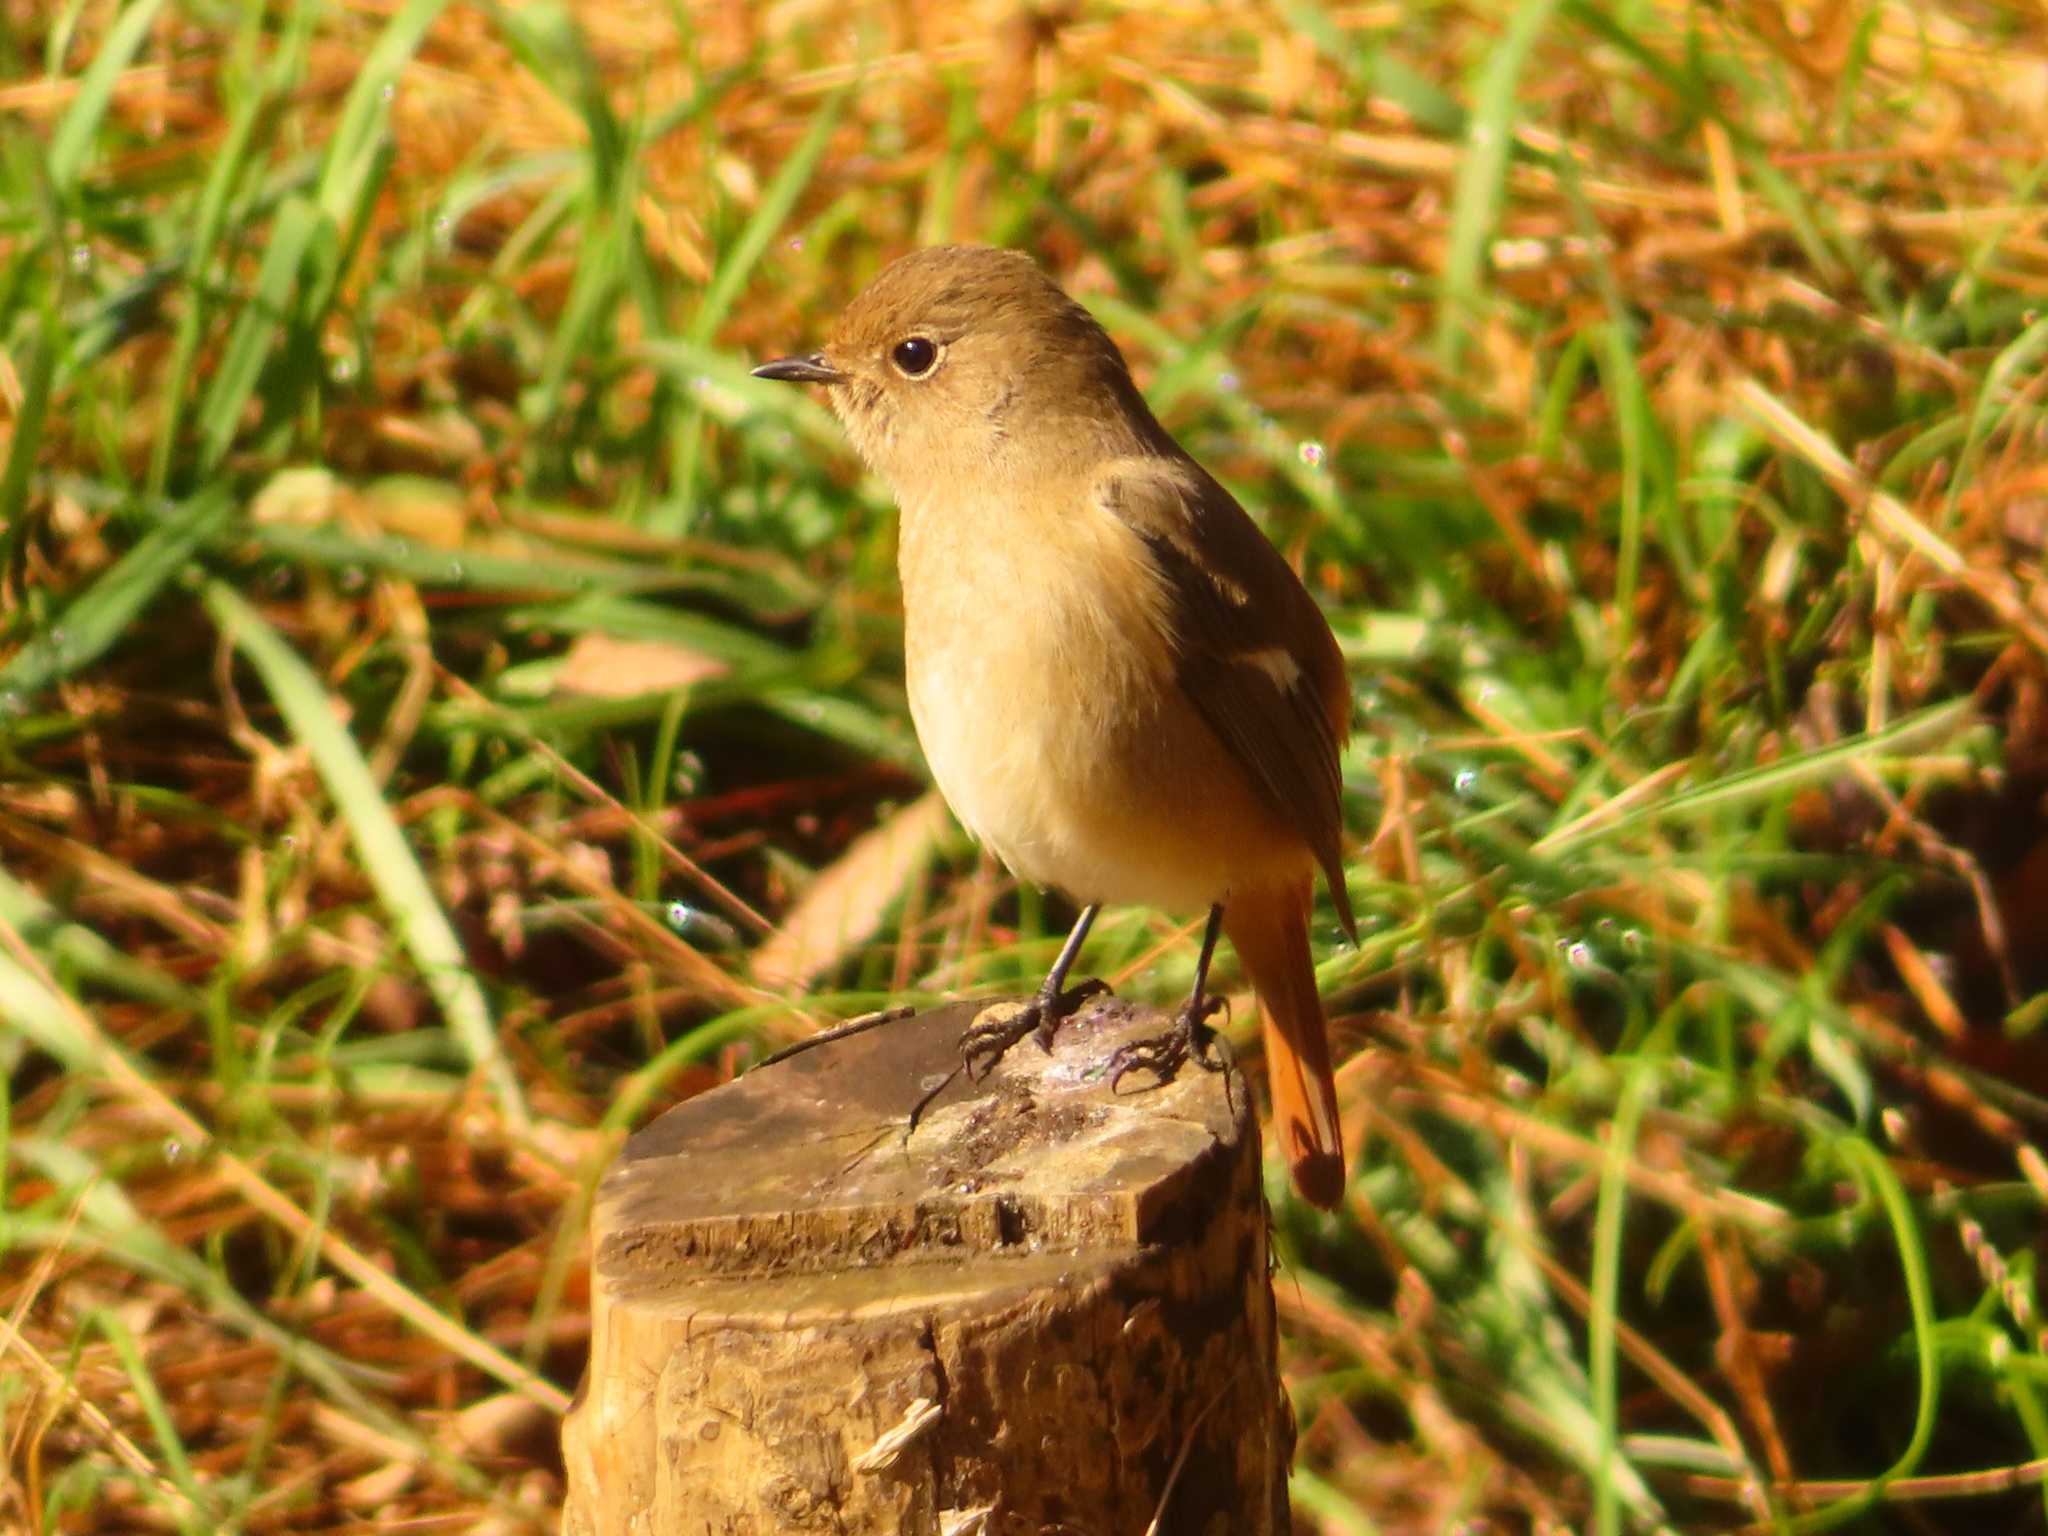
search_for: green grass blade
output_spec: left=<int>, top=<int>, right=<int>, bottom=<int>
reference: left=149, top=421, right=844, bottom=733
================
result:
left=1557, top=0, right=1844, bottom=286
left=0, top=290, right=58, bottom=552
left=192, top=194, right=323, bottom=473
left=642, top=335, right=846, bottom=450
left=44, top=0, right=169, bottom=197
left=201, top=580, right=528, bottom=1131
left=1948, top=316, right=2048, bottom=523
left=94, top=1305, right=212, bottom=1523
left=0, top=867, right=196, bottom=1013
left=0, top=488, right=231, bottom=702
left=1437, top=0, right=1560, bottom=365
left=648, top=81, right=849, bottom=531
left=492, top=3, right=626, bottom=189
left=0, top=947, right=94, bottom=1070
left=1781, top=1140, right=1941, bottom=1532
left=686, top=86, right=847, bottom=348
left=187, top=0, right=439, bottom=473
left=5, top=1136, right=506, bottom=1506
left=314, top=0, right=446, bottom=229
left=148, top=28, right=304, bottom=494
left=1533, top=699, right=1975, bottom=854
left=242, top=522, right=681, bottom=596
left=1591, top=1037, right=1661, bottom=1536
left=529, top=192, right=629, bottom=426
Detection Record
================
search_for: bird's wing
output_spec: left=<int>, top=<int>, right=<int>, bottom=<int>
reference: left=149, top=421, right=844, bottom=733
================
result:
left=1096, top=456, right=1357, bottom=941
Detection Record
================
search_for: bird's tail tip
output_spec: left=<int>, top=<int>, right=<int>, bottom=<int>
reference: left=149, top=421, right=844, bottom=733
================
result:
left=1287, top=1143, right=1347, bottom=1210
left=1226, top=877, right=1348, bottom=1211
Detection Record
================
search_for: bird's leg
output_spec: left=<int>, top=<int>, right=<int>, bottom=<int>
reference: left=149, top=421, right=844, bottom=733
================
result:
left=1108, top=903, right=1229, bottom=1091
left=957, top=904, right=1109, bottom=1079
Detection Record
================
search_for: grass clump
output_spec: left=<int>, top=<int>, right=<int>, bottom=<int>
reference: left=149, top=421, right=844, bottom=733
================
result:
left=4, top=1, right=2048, bottom=1531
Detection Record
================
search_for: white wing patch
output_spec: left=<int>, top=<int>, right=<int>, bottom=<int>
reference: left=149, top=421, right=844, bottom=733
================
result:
left=1236, top=646, right=1303, bottom=692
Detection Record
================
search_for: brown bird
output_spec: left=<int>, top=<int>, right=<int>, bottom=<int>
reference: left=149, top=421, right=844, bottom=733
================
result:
left=755, top=245, right=1355, bottom=1208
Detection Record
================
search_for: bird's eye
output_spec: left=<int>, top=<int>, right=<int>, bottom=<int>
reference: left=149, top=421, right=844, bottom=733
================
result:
left=890, top=336, right=939, bottom=378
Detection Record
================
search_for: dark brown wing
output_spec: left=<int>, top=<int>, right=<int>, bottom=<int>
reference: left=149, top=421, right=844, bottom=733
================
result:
left=1097, top=457, right=1357, bottom=941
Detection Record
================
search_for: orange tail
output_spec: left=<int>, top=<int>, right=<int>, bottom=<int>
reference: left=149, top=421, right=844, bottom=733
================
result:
left=1225, top=880, right=1345, bottom=1209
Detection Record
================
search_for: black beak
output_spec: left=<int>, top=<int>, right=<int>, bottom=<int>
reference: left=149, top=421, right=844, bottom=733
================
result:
left=751, top=353, right=844, bottom=385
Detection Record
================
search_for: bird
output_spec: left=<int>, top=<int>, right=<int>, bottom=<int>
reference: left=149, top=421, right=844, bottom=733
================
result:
left=753, top=244, right=1355, bottom=1208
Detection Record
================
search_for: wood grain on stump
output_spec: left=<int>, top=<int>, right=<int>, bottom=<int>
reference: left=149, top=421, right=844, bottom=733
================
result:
left=560, top=996, right=1290, bottom=1535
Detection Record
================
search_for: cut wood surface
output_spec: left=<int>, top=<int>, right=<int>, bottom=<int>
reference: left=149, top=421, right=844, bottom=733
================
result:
left=561, top=996, right=1290, bottom=1535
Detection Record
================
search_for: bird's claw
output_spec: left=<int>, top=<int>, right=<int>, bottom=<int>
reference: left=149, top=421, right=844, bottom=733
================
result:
left=959, top=977, right=1110, bottom=1081
left=1105, top=993, right=1229, bottom=1093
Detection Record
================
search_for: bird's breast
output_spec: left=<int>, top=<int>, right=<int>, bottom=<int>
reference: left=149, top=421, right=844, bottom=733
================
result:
left=894, top=491, right=1301, bottom=909
left=899, top=493, right=1167, bottom=828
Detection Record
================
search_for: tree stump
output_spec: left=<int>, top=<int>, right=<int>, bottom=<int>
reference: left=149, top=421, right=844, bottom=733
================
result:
left=560, top=995, right=1290, bottom=1535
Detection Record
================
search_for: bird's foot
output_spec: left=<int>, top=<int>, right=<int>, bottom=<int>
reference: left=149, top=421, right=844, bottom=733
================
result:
left=1106, top=993, right=1230, bottom=1093
left=904, top=977, right=1111, bottom=1137
left=959, top=976, right=1111, bottom=1081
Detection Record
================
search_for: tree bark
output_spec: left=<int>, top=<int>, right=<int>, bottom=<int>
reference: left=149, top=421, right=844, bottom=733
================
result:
left=561, top=996, right=1290, bottom=1535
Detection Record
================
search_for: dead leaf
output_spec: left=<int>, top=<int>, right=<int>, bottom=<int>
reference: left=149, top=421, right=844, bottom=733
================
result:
left=360, top=476, right=469, bottom=547
left=752, top=791, right=950, bottom=991
left=441, top=1391, right=556, bottom=1460
left=551, top=634, right=729, bottom=698
left=250, top=466, right=344, bottom=526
